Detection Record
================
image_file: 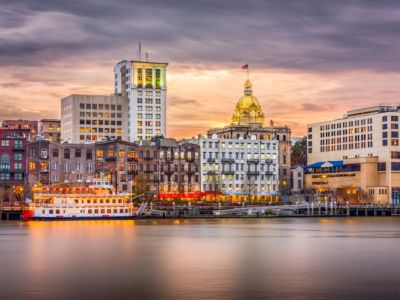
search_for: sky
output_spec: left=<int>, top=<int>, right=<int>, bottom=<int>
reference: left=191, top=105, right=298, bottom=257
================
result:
left=1, top=0, right=400, bottom=138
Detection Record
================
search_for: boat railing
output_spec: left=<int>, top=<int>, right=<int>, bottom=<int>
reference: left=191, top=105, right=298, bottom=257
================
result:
left=34, top=193, right=130, bottom=198
left=31, top=203, right=133, bottom=207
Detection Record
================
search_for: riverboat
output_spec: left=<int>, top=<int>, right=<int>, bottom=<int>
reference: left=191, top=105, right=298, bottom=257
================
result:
left=22, top=179, right=136, bottom=220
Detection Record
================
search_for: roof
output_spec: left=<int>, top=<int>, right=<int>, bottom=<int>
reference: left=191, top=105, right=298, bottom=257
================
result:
left=306, top=160, right=343, bottom=168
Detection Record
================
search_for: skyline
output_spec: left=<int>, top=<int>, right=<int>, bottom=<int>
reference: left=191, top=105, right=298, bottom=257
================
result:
left=2, top=1, right=400, bottom=138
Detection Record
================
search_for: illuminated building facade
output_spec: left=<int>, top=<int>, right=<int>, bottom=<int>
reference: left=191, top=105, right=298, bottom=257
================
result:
left=114, top=60, right=168, bottom=142
left=307, top=105, right=400, bottom=204
left=61, top=94, right=129, bottom=143
left=38, top=119, right=61, bottom=142
left=190, top=134, right=279, bottom=201
left=28, top=140, right=138, bottom=194
left=208, top=80, right=292, bottom=196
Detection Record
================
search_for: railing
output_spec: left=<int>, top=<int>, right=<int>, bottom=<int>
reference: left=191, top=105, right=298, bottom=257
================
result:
left=264, top=159, right=273, bottom=164
left=222, top=170, right=235, bottom=175
left=247, top=159, right=260, bottom=164
left=221, top=158, right=235, bottom=163
left=247, top=171, right=260, bottom=176
left=106, top=157, right=117, bottom=161
left=207, top=158, right=216, bottom=163
left=127, top=157, right=137, bottom=162
left=34, top=193, right=130, bottom=198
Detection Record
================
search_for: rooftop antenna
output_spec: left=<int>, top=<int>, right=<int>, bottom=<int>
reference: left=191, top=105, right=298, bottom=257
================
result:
left=138, top=41, right=142, bottom=61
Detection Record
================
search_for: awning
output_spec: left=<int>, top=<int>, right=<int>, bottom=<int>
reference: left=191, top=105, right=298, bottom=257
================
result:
left=306, top=160, right=343, bottom=168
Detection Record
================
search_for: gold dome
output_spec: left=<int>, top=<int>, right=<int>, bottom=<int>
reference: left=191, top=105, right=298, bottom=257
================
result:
left=231, top=79, right=265, bottom=126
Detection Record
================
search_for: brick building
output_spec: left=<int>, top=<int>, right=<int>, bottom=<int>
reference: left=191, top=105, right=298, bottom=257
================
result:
left=0, top=127, right=30, bottom=204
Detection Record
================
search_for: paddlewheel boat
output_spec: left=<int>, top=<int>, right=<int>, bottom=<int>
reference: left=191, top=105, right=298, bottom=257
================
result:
left=22, top=179, right=136, bottom=220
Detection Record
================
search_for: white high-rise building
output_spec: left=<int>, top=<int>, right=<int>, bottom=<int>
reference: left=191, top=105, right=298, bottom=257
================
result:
left=114, top=60, right=168, bottom=142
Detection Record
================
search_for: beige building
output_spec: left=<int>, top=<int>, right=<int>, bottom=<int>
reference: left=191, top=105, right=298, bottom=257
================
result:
left=307, top=105, right=400, bottom=204
left=38, top=119, right=61, bottom=142
left=305, top=156, right=389, bottom=204
left=208, top=80, right=292, bottom=196
left=61, top=94, right=129, bottom=143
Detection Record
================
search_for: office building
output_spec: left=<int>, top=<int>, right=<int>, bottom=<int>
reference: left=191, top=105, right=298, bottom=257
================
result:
left=114, top=60, right=168, bottom=142
left=61, top=94, right=129, bottom=143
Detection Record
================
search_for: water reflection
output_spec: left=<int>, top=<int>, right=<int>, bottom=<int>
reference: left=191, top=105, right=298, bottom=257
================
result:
left=0, top=218, right=400, bottom=299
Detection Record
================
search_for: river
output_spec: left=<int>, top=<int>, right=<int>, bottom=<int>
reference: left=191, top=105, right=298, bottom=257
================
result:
left=1, top=217, right=400, bottom=299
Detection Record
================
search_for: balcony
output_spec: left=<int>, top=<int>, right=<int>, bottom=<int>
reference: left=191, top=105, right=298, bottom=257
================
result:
left=127, top=157, right=138, bottom=162
left=128, top=170, right=138, bottom=176
left=143, top=156, right=153, bottom=161
left=247, top=159, right=260, bottom=164
left=264, top=159, right=273, bottom=164
left=0, top=168, right=10, bottom=173
left=186, top=169, right=195, bottom=176
left=207, top=170, right=219, bottom=175
left=222, top=170, right=235, bottom=175
left=165, top=169, right=174, bottom=175
left=221, top=158, right=235, bottom=164
left=207, top=158, right=216, bottom=163
left=265, top=171, right=274, bottom=176
left=13, top=145, right=25, bottom=151
left=106, top=156, right=117, bottom=161
left=40, top=169, right=49, bottom=173
left=247, top=170, right=260, bottom=176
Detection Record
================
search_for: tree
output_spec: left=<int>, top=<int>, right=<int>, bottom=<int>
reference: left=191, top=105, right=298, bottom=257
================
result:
left=291, top=137, right=307, bottom=166
left=133, top=173, right=150, bottom=201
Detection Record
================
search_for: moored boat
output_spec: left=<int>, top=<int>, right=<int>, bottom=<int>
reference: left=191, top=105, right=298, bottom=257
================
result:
left=22, top=179, right=136, bottom=220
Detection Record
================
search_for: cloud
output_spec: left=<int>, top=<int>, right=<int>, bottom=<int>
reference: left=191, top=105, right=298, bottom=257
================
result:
left=2, top=1, right=400, bottom=139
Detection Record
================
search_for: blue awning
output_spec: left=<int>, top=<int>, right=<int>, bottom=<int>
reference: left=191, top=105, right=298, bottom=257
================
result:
left=306, top=160, right=343, bottom=168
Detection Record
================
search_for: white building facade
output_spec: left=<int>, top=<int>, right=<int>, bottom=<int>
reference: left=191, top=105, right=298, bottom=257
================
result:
left=61, top=94, right=129, bottom=143
left=307, top=105, right=400, bottom=204
left=192, top=134, right=279, bottom=200
left=114, top=60, right=168, bottom=142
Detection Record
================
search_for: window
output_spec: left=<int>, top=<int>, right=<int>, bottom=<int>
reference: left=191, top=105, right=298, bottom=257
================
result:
left=64, top=149, right=70, bottom=159
left=52, top=148, right=59, bottom=157
left=392, top=162, right=400, bottom=171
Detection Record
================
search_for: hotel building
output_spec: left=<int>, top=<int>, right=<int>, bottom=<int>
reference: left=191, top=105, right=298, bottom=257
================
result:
left=306, top=105, right=400, bottom=204
left=61, top=94, right=129, bottom=143
left=114, top=60, right=168, bottom=142
left=191, top=134, right=279, bottom=201
left=208, top=80, right=291, bottom=196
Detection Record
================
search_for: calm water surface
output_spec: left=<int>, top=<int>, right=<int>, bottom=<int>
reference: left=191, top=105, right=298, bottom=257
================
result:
left=1, top=217, right=400, bottom=300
